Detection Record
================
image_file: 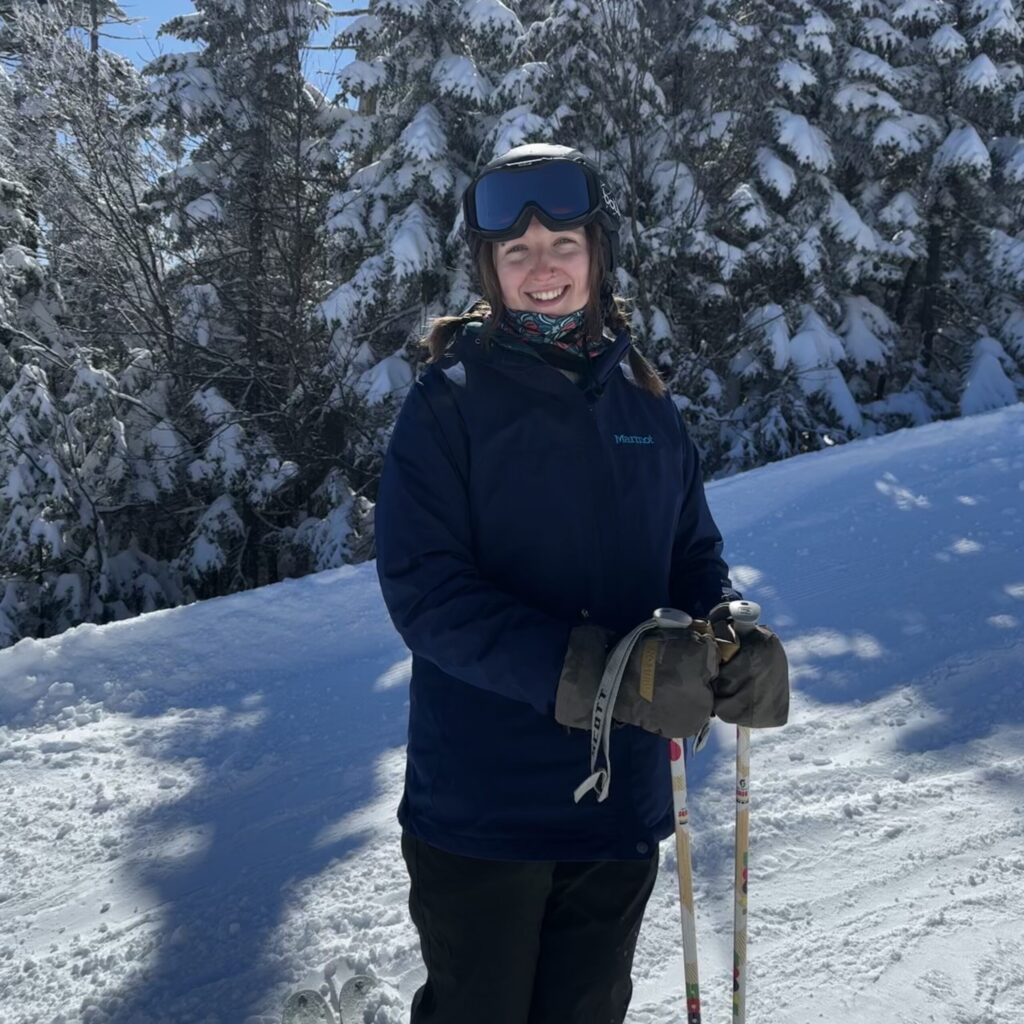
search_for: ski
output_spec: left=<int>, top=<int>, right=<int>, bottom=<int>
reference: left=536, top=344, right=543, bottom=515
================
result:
left=282, top=964, right=379, bottom=1024
left=338, top=974, right=378, bottom=1020
left=282, top=989, right=336, bottom=1024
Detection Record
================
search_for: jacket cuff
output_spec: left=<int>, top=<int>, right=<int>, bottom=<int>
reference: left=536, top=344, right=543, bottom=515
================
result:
left=692, top=585, right=743, bottom=620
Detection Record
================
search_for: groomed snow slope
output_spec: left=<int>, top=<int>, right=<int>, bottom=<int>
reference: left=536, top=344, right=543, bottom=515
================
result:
left=1, top=404, right=1023, bottom=1024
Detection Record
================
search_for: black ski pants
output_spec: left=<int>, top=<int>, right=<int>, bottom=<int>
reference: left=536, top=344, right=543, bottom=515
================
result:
left=401, top=831, right=659, bottom=1024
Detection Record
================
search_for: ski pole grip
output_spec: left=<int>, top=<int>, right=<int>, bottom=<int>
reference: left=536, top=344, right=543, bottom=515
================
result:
left=653, top=607, right=694, bottom=630
left=728, top=600, right=761, bottom=636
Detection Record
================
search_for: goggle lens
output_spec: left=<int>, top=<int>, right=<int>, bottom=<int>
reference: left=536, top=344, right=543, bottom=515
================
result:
left=471, top=161, right=594, bottom=233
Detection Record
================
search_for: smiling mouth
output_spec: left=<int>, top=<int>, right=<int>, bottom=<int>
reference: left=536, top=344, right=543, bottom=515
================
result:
left=527, top=285, right=570, bottom=302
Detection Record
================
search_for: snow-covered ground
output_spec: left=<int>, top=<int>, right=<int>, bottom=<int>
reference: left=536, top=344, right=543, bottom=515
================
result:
left=2, top=404, right=1023, bottom=1024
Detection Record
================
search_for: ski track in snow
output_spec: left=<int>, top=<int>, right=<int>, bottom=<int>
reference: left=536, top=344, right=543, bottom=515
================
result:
left=1, top=405, right=1023, bottom=1024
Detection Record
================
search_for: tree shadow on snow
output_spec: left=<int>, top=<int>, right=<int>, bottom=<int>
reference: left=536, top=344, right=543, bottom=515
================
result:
left=5, top=566, right=410, bottom=1024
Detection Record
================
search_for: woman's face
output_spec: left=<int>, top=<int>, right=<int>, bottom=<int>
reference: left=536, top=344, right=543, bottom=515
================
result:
left=493, top=217, right=590, bottom=316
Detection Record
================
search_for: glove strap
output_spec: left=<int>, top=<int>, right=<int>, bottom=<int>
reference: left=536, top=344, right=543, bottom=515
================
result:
left=573, top=617, right=658, bottom=803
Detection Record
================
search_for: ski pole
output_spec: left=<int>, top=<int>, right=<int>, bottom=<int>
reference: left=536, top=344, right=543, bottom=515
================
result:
left=726, top=601, right=761, bottom=1024
left=653, top=608, right=702, bottom=1024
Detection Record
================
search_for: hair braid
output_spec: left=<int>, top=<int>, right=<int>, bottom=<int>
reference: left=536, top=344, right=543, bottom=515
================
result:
left=599, top=280, right=666, bottom=399
left=421, top=299, right=490, bottom=362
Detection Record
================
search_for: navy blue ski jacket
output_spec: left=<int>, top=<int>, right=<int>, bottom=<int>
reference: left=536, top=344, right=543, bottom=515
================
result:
left=375, top=321, right=737, bottom=862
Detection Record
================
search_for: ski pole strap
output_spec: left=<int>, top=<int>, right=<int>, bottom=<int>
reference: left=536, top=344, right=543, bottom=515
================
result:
left=573, top=617, right=659, bottom=803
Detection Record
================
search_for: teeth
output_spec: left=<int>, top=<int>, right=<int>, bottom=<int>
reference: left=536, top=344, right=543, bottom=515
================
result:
left=529, top=286, right=568, bottom=301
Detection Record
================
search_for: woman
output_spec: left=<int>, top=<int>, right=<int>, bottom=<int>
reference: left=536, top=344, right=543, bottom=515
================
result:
left=374, top=143, right=786, bottom=1024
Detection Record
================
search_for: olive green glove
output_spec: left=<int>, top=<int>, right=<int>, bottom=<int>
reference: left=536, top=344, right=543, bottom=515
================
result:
left=707, top=602, right=790, bottom=727
left=557, top=613, right=721, bottom=802
left=555, top=619, right=718, bottom=739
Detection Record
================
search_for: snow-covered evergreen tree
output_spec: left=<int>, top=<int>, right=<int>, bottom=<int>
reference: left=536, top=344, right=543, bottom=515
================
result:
left=637, top=0, right=861, bottom=468
left=1, top=0, right=1021, bottom=646
left=647, top=0, right=1022, bottom=468
left=0, top=2, right=191, bottom=643
left=142, top=0, right=373, bottom=595
left=0, top=114, right=53, bottom=643
left=820, top=0, right=1024, bottom=426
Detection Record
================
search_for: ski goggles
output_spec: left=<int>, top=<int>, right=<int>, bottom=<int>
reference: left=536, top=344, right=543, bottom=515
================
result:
left=463, top=158, right=605, bottom=241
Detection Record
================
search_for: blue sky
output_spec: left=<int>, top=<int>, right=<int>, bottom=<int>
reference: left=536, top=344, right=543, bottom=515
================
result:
left=105, top=1, right=348, bottom=96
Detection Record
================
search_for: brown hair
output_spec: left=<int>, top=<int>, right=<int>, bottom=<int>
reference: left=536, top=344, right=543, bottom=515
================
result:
left=421, top=223, right=666, bottom=398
